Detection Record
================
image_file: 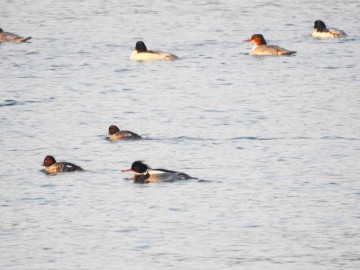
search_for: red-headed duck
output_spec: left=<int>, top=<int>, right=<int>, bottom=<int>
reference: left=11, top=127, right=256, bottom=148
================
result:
left=243, top=34, right=296, bottom=56
left=107, top=125, right=142, bottom=141
left=42, top=155, right=83, bottom=174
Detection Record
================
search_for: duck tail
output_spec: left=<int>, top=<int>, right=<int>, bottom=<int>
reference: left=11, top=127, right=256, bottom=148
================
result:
left=20, top=36, right=32, bottom=42
left=283, top=51, right=296, bottom=55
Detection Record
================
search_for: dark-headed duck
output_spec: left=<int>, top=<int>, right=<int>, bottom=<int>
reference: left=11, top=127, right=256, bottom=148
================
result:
left=121, top=161, right=192, bottom=183
left=42, top=155, right=83, bottom=174
left=107, top=125, right=142, bottom=141
left=130, top=41, right=179, bottom=61
left=312, top=20, right=347, bottom=38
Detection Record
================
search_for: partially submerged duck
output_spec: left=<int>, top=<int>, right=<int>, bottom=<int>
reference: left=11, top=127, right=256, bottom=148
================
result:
left=0, top=28, right=31, bottom=42
left=130, top=41, right=179, bottom=61
left=107, top=125, right=142, bottom=141
left=121, top=161, right=192, bottom=183
left=42, top=155, right=83, bottom=174
left=312, top=20, right=347, bottom=38
left=243, top=34, right=296, bottom=56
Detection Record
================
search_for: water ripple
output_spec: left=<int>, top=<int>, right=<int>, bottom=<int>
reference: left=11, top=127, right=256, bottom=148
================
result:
left=0, top=98, right=55, bottom=108
left=321, top=136, right=359, bottom=141
left=0, top=99, right=20, bottom=107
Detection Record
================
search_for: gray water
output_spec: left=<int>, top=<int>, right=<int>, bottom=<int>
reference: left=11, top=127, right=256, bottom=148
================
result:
left=1, top=0, right=360, bottom=269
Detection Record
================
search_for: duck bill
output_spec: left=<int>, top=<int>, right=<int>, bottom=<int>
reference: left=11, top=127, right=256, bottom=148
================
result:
left=121, top=168, right=133, bottom=172
left=243, top=38, right=252, bottom=42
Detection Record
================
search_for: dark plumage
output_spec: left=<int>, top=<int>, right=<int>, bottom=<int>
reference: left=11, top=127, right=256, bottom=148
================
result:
left=107, top=125, right=142, bottom=140
left=42, top=155, right=83, bottom=174
left=122, top=161, right=192, bottom=183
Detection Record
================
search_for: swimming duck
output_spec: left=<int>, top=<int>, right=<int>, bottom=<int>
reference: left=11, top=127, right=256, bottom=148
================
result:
left=243, top=34, right=296, bottom=56
left=107, top=125, right=142, bottom=140
left=42, top=155, right=83, bottom=174
left=121, top=161, right=192, bottom=183
left=312, top=20, right=347, bottom=38
left=130, top=41, right=179, bottom=61
left=0, top=28, right=31, bottom=42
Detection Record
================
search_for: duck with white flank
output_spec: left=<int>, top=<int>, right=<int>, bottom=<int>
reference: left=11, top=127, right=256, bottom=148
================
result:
left=122, top=161, right=192, bottom=183
left=130, top=41, right=179, bottom=61
left=243, top=34, right=296, bottom=56
left=312, top=20, right=347, bottom=38
left=107, top=125, right=142, bottom=141
left=42, top=155, right=83, bottom=174
left=0, top=28, right=31, bottom=42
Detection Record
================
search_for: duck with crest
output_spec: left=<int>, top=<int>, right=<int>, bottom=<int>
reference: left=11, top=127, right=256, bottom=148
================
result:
left=243, top=34, right=296, bottom=56
left=122, top=161, right=192, bottom=183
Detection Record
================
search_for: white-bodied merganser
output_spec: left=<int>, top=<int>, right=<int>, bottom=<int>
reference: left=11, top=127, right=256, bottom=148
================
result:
left=243, top=34, right=296, bottom=56
left=121, top=161, right=192, bottom=183
left=42, top=155, right=83, bottom=174
left=107, top=125, right=142, bottom=140
left=312, top=20, right=347, bottom=38
left=0, top=28, right=31, bottom=42
left=130, top=41, right=179, bottom=61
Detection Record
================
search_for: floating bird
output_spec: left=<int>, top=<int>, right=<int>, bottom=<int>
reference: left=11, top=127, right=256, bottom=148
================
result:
left=42, top=155, right=83, bottom=174
left=107, top=125, right=142, bottom=141
left=312, top=20, right=347, bottom=38
left=243, top=34, right=296, bottom=56
left=0, top=28, right=31, bottom=42
left=130, top=41, right=179, bottom=61
left=122, top=161, right=192, bottom=183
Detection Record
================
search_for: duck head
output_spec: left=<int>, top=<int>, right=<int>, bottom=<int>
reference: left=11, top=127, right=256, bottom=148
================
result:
left=314, top=20, right=327, bottom=31
left=108, top=125, right=120, bottom=135
left=135, top=41, right=148, bottom=52
left=122, top=160, right=149, bottom=173
left=243, top=34, right=267, bottom=45
left=42, top=155, right=56, bottom=167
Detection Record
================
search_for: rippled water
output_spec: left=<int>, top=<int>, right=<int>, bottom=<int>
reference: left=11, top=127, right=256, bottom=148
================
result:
left=1, top=0, right=360, bottom=269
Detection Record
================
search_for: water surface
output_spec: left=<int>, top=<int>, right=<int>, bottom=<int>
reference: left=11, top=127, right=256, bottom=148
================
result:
left=1, top=0, right=359, bottom=269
